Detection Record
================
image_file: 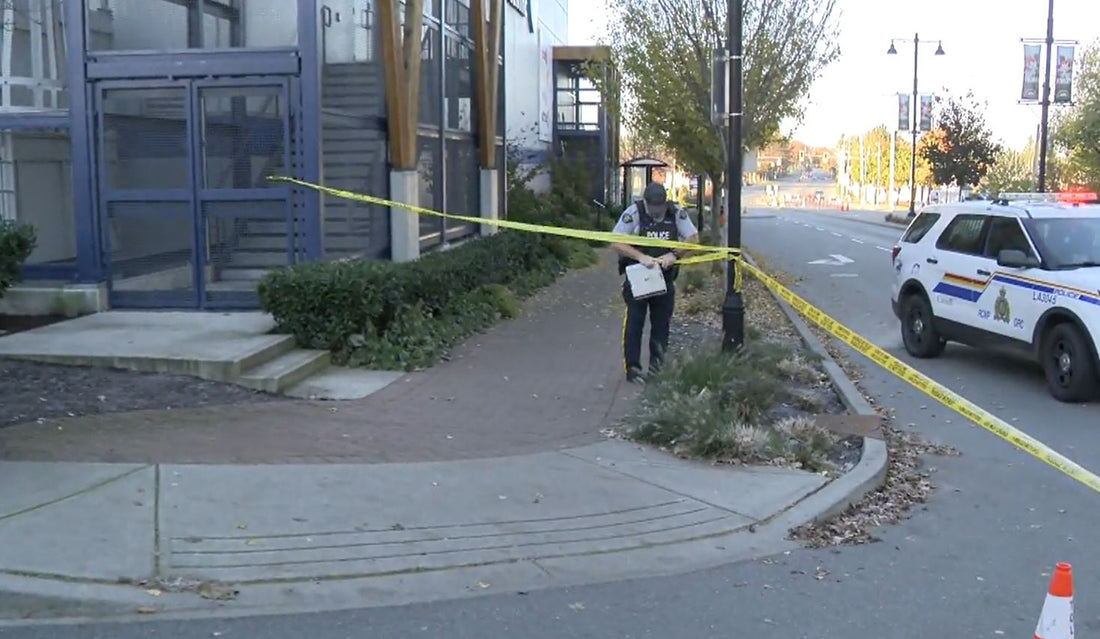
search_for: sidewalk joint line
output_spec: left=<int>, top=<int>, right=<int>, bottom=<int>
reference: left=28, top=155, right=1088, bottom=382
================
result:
left=557, top=448, right=758, bottom=522
left=0, top=465, right=152, bottom=523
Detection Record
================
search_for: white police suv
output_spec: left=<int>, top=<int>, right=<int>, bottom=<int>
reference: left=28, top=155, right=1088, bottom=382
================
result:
left=890, top=195, right=1100, bottom=402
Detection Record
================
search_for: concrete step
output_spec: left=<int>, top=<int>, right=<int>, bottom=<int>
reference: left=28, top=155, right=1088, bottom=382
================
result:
left=218, top=268, right=274, bottom=282
left=238, top=348, right=332, bottom=393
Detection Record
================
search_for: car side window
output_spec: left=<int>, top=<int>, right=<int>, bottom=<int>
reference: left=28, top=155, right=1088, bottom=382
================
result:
left=984, top=216, right=1036, bottom=259
left=901, top=212, right=940, bottom=243
left=935, top=214, right=989, bottom=255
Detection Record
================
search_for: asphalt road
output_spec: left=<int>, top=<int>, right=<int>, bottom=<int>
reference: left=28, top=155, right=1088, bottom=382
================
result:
left=4, top=207, right=1100, bottom=639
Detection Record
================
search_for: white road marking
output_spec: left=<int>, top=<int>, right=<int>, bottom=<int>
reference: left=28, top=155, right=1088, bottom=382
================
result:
left=814, top=226, right=825, bottom=231
left=831, top=232, right=843, bottom=237
left=808, top=254, right=855, bottom=266
left=830, top=273, right=859, bottom=278
left=851, top=238, right=865, bottom=244
left=875, top=246, right=892, bottom=252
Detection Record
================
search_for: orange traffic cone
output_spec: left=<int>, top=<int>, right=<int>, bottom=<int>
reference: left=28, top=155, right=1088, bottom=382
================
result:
left=1034, top=562, right=1074, bottom=639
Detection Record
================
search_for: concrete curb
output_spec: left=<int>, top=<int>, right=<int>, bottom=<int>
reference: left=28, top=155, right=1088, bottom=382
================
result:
left=743, top=253, right=889, bottom=524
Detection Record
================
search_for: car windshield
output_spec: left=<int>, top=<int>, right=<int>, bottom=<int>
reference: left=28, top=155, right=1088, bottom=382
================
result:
left=1024, top=216, right=1100, bottom=269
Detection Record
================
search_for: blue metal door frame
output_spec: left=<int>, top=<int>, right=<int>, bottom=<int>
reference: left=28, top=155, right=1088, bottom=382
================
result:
left=96, top=76, right=298, bottom=309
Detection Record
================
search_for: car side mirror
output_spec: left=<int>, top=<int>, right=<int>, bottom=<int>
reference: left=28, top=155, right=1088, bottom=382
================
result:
left=997, top=249, right=1039, bottom=268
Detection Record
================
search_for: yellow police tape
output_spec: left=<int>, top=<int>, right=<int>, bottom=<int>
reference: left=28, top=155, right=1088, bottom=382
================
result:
left=741, top=260, right=1100, bottom=495
left=269, top=176, right=738, bottom=259
left=274, top=175, right=1099, bottom=494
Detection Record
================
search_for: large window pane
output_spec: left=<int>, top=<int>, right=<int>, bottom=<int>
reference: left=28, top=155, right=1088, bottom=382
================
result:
left=89, top=0, right=298, bottom=51
left=419, top=23, right=442, bottom=126
left=417, top=135, right=442, bottom=243
left=445, top=136, right=478, bottom=236
left=444, top=34, right=473, bottom=132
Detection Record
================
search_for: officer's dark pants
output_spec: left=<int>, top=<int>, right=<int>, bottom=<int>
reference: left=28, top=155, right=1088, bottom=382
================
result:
left=622, top=280, right=676, bottom=376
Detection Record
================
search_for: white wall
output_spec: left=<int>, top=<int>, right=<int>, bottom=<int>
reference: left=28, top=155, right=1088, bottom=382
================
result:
left=504, top=0, right=568, bottom=175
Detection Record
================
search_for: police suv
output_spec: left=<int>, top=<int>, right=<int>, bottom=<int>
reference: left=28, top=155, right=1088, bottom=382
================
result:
left=890, top=194, right=1100, bottom=402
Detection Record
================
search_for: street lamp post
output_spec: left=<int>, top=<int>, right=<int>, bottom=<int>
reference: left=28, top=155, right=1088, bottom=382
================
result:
left=721, top=0, right=744, bottom=352
left=888, top=34, right=944, bottom=217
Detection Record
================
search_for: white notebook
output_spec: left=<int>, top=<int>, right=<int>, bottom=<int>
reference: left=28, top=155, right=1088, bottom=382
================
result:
left=624, top=263, right=668, bottom=300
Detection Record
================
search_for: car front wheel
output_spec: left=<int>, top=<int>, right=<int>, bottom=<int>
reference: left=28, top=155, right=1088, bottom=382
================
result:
left=1041, top=322, right=1098, bottom=403
left=901, top=294, right=946, bottom=358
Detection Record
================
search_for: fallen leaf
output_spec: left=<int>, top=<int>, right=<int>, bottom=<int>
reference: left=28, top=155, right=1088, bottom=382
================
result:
left=197, top=582, right=239, bottom=601
left=137, top=606, right=157, bottom=614
left=568, top=602, right=585, bottom=611
left=144, top=588, right=162, bottom=597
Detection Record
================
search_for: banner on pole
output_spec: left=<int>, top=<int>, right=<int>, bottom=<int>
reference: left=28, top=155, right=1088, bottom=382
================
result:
left=1054, top=45, right=1075, bottom=104
left=919, top=94, right=934, bottom=132
left=1022, top=44, right=1042, bottom=101
left=897, top=94, right=910, bottom=131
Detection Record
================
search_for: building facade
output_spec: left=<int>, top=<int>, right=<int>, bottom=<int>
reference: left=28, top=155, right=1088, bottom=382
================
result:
left=3, top=0, right=556, bottom=311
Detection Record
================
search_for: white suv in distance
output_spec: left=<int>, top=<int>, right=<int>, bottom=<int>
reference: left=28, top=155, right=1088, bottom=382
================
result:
left=890, top=197, right=1100, bottom=402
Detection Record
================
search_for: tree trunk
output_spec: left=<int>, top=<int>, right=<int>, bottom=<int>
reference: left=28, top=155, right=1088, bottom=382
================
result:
left=708, top=174, right=724, bottom=245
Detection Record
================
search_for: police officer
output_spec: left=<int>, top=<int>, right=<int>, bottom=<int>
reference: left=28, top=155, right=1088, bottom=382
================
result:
left=610, top=182, right=699, bottom=383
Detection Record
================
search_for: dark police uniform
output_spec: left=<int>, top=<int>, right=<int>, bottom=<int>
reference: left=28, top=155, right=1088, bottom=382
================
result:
left=613, top=199, right=698, bottom=380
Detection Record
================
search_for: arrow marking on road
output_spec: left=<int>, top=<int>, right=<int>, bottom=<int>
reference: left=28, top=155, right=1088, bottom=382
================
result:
left=808, top=254, right=855, bottom=266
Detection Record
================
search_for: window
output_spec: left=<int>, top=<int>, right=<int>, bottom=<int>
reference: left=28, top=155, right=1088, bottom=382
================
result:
left=984, top=217, right=1035, bottom=260
left=936, top=214, right=989, bottom=255
left=1023, top=217, right=1100, bottom=269
left=901, top=212, right=940, bottom=244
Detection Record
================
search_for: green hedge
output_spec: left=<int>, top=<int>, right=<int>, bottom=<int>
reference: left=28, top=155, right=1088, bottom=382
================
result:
left=0, top=220, right=36, bottom=299
left=258, top=231, right=596, bottom=370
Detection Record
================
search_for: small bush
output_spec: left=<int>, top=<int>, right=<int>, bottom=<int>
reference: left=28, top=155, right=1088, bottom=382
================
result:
left=258, top=231, right=595, bottom=370
left=628, top=339, right=839, bottom=471
left=0, top=220, right=36, bottom=298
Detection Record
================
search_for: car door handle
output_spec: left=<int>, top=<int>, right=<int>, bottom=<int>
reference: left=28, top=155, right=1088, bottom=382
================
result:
left=977, top=269, right=991, bottom=277
left=926, top=258, right=938, bottom=264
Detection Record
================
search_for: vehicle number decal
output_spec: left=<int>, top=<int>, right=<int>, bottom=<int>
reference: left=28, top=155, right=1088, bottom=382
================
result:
left=1033, top=291, right=1058, bottom=305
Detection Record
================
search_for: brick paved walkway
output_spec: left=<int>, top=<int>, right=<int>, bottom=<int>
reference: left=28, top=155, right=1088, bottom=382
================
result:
left=0, top=252, right=639, bottom=464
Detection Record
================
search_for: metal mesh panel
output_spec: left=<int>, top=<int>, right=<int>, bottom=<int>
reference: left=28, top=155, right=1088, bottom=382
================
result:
left=200, top=86, right=287, bottom=189
left=107, top=201, right=195, bottom=300
left=198, top=85, right=290, bottom=298
left=203, top=202, right=287, bottom=301
left=444, top=136, right=477, bottom=237
left=102, top=87, right=189, bottom=190
left=320, top=113, right=390, bottom=260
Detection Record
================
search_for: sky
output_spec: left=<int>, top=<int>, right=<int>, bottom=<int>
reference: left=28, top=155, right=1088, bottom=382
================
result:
left=567, top=0, right=1100, bottom=150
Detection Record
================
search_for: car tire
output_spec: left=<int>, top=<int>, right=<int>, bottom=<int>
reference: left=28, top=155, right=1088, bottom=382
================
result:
left=1041, top=322, right=1098, bottom=403
left=900, top=293, right=946, bottom=358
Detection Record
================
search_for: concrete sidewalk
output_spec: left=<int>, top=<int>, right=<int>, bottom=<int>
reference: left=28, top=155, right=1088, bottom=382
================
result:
left=0, top=439, right=885, bottom=622
left=0, top=251, right=888, bottom=623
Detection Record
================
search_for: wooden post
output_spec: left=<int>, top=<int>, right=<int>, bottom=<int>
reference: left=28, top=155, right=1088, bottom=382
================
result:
left=377, top=0, right=424, bottom=170
left=471, top=0, right=503, bottom=168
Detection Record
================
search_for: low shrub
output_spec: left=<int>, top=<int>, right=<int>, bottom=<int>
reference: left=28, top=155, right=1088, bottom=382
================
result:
left=0, top=220, right=36, bottom=298
left=258, top=231, right=595, bottom=370
left=628, top=339, right=838, bottom=472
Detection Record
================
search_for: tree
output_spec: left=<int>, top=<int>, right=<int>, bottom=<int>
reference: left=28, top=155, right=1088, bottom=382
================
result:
left=597, top=0, right=840, bottom=233
left=919, top=91, right=1001, bottom=190
left=981, top=138, right=1038, bottom=195
left=1052, top=40, right=1100, bottom=191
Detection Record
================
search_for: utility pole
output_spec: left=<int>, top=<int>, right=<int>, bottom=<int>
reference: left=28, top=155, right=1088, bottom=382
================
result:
left=1038, top=0, right=1054, bottom=192
left=721, top=0, right=744, bottom=352
left=888, top=132, right=897, bottom=211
